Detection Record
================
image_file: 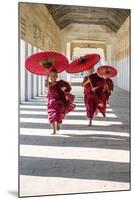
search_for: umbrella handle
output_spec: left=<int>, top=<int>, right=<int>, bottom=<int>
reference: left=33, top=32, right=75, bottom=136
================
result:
left=45, top=76, right=49, bottom=87
left=88, top=77, right=93, bottom=88
left=46, top=74, right=49, bottom=80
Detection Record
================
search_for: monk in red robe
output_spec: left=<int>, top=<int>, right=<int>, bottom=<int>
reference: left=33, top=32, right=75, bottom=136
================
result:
left=82, top=67, right=105, bottom=126
left=96, top=74, right=114, bottom=118
left=45, top=70, right=75, bottom=134
left=96, top=76, right=114, bottom=118
left=102, top=76, right=114, bottom=104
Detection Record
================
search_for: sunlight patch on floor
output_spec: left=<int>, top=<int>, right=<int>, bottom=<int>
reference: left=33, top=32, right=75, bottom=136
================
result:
left=20, top=175, right=129, bottom=197
left=20, top=117, right=123, bottom=125
left=20, top=128, right=129, bottom=137
left=20, top=145, right=129, bottom=163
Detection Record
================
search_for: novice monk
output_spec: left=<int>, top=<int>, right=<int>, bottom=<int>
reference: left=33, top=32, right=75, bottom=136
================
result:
left=96, top=75, right=114, bottom=118
left=45, top=70, right=75, bottom=134
left=102, top=76, right=114, bottom=104
left=82, top=67, right=105, bottom=126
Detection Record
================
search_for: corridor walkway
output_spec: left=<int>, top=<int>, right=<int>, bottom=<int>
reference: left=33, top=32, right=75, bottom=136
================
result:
left=19, top=86, right=130, bottom=197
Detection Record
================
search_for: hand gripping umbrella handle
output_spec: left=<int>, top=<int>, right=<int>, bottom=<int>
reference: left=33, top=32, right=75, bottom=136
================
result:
left=88, top=77, right=94, bottom=89
left=45, top=75, right=49, bottom=87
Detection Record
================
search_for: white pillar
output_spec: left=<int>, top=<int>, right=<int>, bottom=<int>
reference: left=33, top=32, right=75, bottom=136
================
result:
left=33, top=46, right=38, bottom=97
left=66, top=42, right=71, bottom=84
left=37, top=49, right=46, bottom=95
left=44, top=76, right=47, bottom=94
left=41, top=76, right=45, bottom=95
left=25, top=43, right=33, bottom=100
left=37, top=75, right=42, bottom=96
left=37, top=48, right=42, bottom=96
left=25, top=43, right=28, bottom=101
left=20, top=39, right=26, bottom=102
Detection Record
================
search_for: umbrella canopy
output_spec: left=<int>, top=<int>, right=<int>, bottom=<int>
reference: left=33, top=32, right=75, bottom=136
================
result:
left=97, top=65, right=118, bottom=78
left=25, top=51, right=69, bottom=75
left=66, top=54, right=100, bottom=73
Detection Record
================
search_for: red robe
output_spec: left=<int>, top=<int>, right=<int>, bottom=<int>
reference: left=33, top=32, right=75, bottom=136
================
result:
left=103, top=78, right=114, bottom=102
left=95, top=77, right=114, bottom=117
left=47, top=80, right=75, bottom=124
left=83, top=73, right=105, bottom=119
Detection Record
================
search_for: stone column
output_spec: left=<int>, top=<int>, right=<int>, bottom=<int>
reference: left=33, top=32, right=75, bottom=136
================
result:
left=33, top=46, right=38, bottom=97
left=41, top=76, right=46, bottom=95
left=25, top=43, right=28, bottom=101
left=37, top=49, right=42, bottom=96
left=20, top=39, right=26, bottom=102
left=60, top=41, right=68, bottom=81
left=66, top=42, right=71, bottom=84
left=25, top=43, right=33, bottom=100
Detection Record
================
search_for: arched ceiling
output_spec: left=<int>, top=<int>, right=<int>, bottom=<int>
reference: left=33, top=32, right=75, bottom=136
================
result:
left=45, top=4, right=130, bottom=32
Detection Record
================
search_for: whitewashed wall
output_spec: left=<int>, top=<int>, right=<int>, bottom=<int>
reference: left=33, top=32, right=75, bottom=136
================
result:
left=113, top=17, right=130, bottom=92
left=115, top=57, right=130, bottom=91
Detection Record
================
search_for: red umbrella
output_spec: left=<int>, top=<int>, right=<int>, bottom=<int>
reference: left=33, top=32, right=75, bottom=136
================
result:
left=66, top=54, right=100, bottom=73
left=97, top=65, right=118, bottom=78
left=25, top=51, right=69, bottom=75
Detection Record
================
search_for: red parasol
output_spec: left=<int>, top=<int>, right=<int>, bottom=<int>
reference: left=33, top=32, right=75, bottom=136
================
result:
left=97, top=65, right=118, bottom=78
left=25, top=51, right=69, bottom=75
left=66, top=54, right=100, bottom=73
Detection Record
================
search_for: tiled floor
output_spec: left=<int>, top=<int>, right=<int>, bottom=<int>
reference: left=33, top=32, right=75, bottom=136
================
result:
left=19, top=86, right=130, bottom=197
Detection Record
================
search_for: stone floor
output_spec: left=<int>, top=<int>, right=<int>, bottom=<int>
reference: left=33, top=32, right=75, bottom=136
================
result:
left=19, top=86, right=130, bottom=197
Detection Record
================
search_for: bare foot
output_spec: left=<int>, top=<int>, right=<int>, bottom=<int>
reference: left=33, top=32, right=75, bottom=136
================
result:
left=51, top=131, right=56, bottom=135
left=88, top=119, right=92, bottom=126
left=51, top=123, right=57, bottom=135
left=102, top=112, right=106, bottom=118
left=56, top=123, right=60, bottom=131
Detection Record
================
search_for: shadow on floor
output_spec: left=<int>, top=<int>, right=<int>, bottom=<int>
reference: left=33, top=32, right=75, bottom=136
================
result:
left=20, top=156, right=130, bottom=183
left=20, top=113, right=119, bottom=122
left=20, top=134, right=129, bottom=151
left=20, top=121, right=129, bottom=133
